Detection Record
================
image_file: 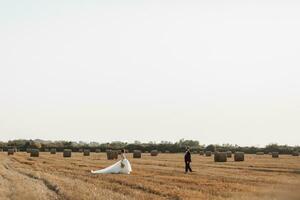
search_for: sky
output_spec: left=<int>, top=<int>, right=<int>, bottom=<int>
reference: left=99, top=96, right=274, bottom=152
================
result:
left=0, top=0, right=300, bottom=146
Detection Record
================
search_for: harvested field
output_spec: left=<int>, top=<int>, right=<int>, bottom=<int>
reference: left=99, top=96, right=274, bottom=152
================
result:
left=0, top=152, right=299, bottom=200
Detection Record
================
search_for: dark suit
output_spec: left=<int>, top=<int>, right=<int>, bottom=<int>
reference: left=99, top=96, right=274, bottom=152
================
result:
left=184, top=150, right=192, bottom=173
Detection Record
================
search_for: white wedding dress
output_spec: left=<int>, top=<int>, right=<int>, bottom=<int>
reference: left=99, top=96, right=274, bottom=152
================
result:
left=91, top=153, right=132, bottom=174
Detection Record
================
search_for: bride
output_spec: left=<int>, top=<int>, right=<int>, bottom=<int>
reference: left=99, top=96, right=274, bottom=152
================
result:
left=91, top=149, right=132, bottom=174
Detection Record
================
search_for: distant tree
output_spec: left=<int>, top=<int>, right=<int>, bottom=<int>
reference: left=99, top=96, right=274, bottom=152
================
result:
left=205, top=144, right=216, bottom=152
left=134, top=140, right=142, bottom=144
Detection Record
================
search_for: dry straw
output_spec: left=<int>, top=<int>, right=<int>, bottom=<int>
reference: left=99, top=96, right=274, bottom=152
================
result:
left=30, top=149, right=39, bottom=157
left=214, top=152, right=227, bottom=162
left=133, top=150, right=142, bottom=158
left=272, top=152, right=279, bottom=158
left=83, top=149, right=90, bottom=156
left=50, top=148, right=56, bottom=154
left=151, top=150, right=159, bottom=156
left=226, top=151, right=232, bottom=158
left=234, top=152, right=245, bottom=161
left=7, top=149, right=14, bottom=155
left=63, top=149, right=72, bottom=157
left=95, top=149, right=101, bottom=153
left=106, top=150, right=118, bottom=160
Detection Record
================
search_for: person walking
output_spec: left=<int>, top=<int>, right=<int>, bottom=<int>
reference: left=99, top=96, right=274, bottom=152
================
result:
left=184, top=147, right=192, bottom=173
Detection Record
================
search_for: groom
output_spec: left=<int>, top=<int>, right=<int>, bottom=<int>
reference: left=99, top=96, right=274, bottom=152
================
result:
left=184, top=147, right=192, bottom=173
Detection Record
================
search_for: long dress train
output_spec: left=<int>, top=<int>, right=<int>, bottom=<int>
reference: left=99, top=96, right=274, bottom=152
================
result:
left=91, top=154, right=132, bottom=174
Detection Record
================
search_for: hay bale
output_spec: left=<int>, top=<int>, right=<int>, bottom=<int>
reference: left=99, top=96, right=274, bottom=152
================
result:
left=205, top=151, right=212, bottom=157
left=292, top=151, right=299, bottom=156
left=234, top=152, right=244, bottom=161
left=151, top=150, right=158, bottom=156
left=107, top=150, right=118, bottom=160
left=7, top=149, right=14, bottom=155
left=83, top=149, right=90, bottom=156
left=145, top=151, right=149, bottom=153
left=214, top=152, right=227, bottom=162
left=165, top=150, right=170, bottom=153
left=256, top=152, right=264, bottom=155
left=133, top=150, right=142, bottom=158
left=268, top=152, right=272, bottom=155
left=63, top=149, right=72, bottom=157
left=95, top=149, right=101, bottom=153
left=272, top=152, right=279, bottom=158
left=199, top=151, right=204, bottom=155
left=226, top=151, right=232, bottom=158
left=26, top=148, right=31, bottom=153
left=50, top=148, right=56, bottom=154
left=30, top=149, right=39, bottom=157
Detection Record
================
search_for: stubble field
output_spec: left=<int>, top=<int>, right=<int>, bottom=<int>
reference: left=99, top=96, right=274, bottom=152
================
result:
left=0, top=152, right=299, bottom=200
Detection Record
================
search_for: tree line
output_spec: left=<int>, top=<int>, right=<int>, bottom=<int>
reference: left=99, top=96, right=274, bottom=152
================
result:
left=0, top=139, right=299, bottom=154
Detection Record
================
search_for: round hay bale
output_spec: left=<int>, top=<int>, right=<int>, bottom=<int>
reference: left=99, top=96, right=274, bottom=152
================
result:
left=272, top=152, right=279, bottom=158
left=292, top=151, right=299, bottom=156
left=214, top=152, right=227, bottom=162
left=50, top=148, right=56, bottom=154
left=256, top=152, right=264, bottom=155
left=151, top=150, right=158, bottom=156
left=226, top=151, right=232, bottom=158
left=106, top=150, right=118, bottom=160
left=30, top=149, right=39, bottom=157
left=234, top=152, right=244, bottom=161
left=63, top=149, right=72, bottom=158
left=199, top=151, right=204, bottom=155
left=83, top=149, right=90, bottom=156
left=95, top=149, right=101, bottom=153
left=205, top=151, right=212, bottom=157
left=133, top=150, right=142, bottom=158
left=7, top=149, right=14, bottom=155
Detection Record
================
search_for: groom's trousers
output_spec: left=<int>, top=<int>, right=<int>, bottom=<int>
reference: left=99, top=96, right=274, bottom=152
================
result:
left=185, top=161, right=192, bottom=172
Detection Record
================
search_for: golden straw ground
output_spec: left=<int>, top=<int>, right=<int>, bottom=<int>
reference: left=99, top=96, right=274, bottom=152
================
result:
left=0, top=152, right=299, bottom=200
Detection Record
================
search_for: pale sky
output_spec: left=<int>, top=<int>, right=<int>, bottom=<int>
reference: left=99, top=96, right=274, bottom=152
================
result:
left=0, top=0, right=300, bottom=146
